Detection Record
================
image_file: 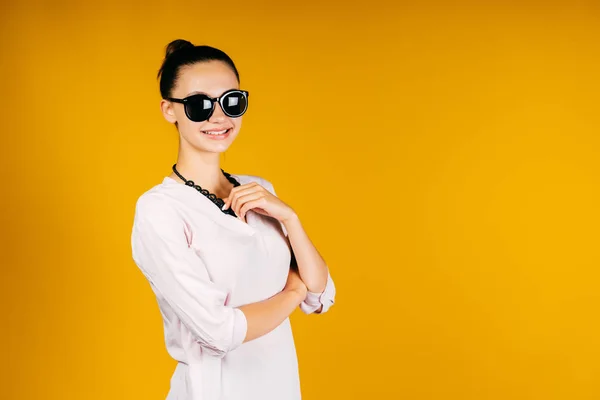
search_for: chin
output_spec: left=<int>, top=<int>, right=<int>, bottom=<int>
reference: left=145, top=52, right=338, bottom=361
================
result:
left=199, top=140, right=233, bottom=153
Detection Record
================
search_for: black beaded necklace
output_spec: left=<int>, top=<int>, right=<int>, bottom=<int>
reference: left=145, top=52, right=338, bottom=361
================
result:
left=172, top=164, right=240, bottom=217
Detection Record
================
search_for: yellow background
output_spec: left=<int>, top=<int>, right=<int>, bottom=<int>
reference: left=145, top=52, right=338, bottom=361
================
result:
left=1, top=1, right=599, bottom=399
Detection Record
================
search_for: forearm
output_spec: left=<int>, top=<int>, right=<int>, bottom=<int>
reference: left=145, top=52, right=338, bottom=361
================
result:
left=237, top=288, right=304, bottom=343
left=283, top=213, right=329, bottom=293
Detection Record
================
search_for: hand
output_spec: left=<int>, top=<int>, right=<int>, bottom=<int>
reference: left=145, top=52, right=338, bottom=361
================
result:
left=222, top=181, right=296, bottom=223
left=283, top=267, right=307, bottom=301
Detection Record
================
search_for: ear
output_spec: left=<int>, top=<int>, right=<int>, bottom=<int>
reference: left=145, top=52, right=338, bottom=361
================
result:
left=160, top=99, right=178, bottom=124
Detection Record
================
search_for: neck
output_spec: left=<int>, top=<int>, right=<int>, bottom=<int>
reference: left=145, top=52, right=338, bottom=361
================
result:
left=172, top=147, right=230, bottom=196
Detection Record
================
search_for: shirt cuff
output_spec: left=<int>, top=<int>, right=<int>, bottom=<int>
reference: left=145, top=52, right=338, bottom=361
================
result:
left=230, top=308, right=248, bottom=351
left=299, top=270, right=336, bottom=314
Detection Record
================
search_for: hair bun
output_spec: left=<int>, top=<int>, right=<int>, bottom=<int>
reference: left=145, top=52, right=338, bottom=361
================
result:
left=165, top=39, right=194, bottom=58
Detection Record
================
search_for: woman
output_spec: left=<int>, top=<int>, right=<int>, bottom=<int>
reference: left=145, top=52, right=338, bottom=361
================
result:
left=130, top=39, right=336, bottom=400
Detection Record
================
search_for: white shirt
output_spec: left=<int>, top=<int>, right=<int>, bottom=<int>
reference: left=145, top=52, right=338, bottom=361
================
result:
left=130, top=173, right=336, bottom=400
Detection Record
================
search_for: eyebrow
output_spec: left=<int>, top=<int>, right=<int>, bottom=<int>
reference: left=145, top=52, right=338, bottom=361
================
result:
left=185, top=90, right=209, bottom=96
left=185, top=88, right=239, bottom=97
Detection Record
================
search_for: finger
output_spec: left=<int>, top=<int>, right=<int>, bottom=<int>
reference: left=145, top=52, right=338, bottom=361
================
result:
left=239, top=195, right=267, bottom=221
left=223, top=183, right=249, bottom=210
left=223, top=185, right=242, bottom=210
left=236, top=193, right=265, bottom=221
left=222, top=195, right=230, bottom=210
left=234, top=192, right=264, bottom=221
left=224, top=182, right=262, bottom=211
left=232, top=191, right=249, bottom=220
left=222, top=182, right=264, bottom=210
left=231, top=185, right=262, bottom=215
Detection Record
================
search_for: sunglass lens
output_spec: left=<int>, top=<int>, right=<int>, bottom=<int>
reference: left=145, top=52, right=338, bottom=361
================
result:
left=186, top=95, right=213, bottom=122
left=222, top=92, right=247, bottom=117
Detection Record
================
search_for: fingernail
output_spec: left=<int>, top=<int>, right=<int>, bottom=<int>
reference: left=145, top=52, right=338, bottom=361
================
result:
left=222, top=204, right=227, bottom=210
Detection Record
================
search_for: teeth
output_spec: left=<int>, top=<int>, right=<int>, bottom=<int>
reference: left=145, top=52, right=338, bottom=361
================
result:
left=203, top=129, right=228, bottom=135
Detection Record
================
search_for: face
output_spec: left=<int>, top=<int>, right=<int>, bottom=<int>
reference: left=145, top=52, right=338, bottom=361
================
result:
left=160, top=61, right=242, bottom=154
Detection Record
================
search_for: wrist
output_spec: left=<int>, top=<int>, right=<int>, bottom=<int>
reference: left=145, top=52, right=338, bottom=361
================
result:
left=281, top=210, right=299, bottom=226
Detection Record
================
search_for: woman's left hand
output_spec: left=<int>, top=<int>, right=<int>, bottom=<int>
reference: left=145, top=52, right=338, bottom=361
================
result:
left=222, top=182, right=296, bottom=224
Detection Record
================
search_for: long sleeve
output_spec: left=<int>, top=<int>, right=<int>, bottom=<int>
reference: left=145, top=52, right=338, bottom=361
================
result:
left=131, top=193, right=247, bottom=358
left=260, top=177, right=336, bottom=315
left=299, top=269, right=336, bottom=314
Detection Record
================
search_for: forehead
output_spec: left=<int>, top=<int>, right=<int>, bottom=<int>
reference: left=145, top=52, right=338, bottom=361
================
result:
left=175, top=61, right=239, bottom=97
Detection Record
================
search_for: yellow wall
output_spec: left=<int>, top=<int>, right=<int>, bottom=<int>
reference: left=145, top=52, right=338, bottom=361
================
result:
left=1, top=1, right=599, bottom=399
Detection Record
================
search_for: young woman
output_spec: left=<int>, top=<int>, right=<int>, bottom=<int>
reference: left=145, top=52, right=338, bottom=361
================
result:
left=130, top=39, right=336, bottom=400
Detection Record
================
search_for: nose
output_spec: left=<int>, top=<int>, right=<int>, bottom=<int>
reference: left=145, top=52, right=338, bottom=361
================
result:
left=208, top=101, right=226, bottom=123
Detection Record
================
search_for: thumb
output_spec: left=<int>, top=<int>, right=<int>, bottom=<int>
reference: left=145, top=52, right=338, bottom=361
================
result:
left=221, top=196, right=230, bottom=210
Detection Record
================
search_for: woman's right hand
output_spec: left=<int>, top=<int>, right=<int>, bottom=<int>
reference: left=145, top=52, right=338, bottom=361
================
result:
left=284, top=268, right=307, bottom=301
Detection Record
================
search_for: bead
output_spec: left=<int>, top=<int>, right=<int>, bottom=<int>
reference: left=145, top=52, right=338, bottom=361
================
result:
left=172, top=163, right=240, bottom=215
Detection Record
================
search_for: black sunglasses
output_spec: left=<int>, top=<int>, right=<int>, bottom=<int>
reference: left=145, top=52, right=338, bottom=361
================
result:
left=166, top=89, right=249, bottom=122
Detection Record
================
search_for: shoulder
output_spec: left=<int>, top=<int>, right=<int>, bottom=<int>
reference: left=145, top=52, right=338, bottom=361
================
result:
left=133, top=184, right=179, bottom=223
left=134, top=176, right=192, bottom=212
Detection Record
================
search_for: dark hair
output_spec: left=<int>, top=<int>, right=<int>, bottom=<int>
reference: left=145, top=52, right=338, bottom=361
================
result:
left=157, top=39, right=240, bottom=99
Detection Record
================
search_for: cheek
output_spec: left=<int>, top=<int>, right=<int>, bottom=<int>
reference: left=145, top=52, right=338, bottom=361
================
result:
left=232, top=117, right=242, bottom=132
left=172, top=106, right=191, bottom=127
left=177, top=119, right=203, bottom=142
left=179, top=118, right=198, bottom=133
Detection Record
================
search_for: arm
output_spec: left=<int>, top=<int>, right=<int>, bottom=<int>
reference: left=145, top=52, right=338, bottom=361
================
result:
left=131, top=194, right=307, bottom=357
left=239, top=268, right=306, bottom=342
left=263, top=179, right=336, bottom=315
left=221, top=177, right=337, bottom=315
left=282, top=214, right=328, bottom=293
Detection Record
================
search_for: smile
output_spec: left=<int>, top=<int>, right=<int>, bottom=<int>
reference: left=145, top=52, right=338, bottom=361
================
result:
left=202, top=128, right=231, bottom=136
